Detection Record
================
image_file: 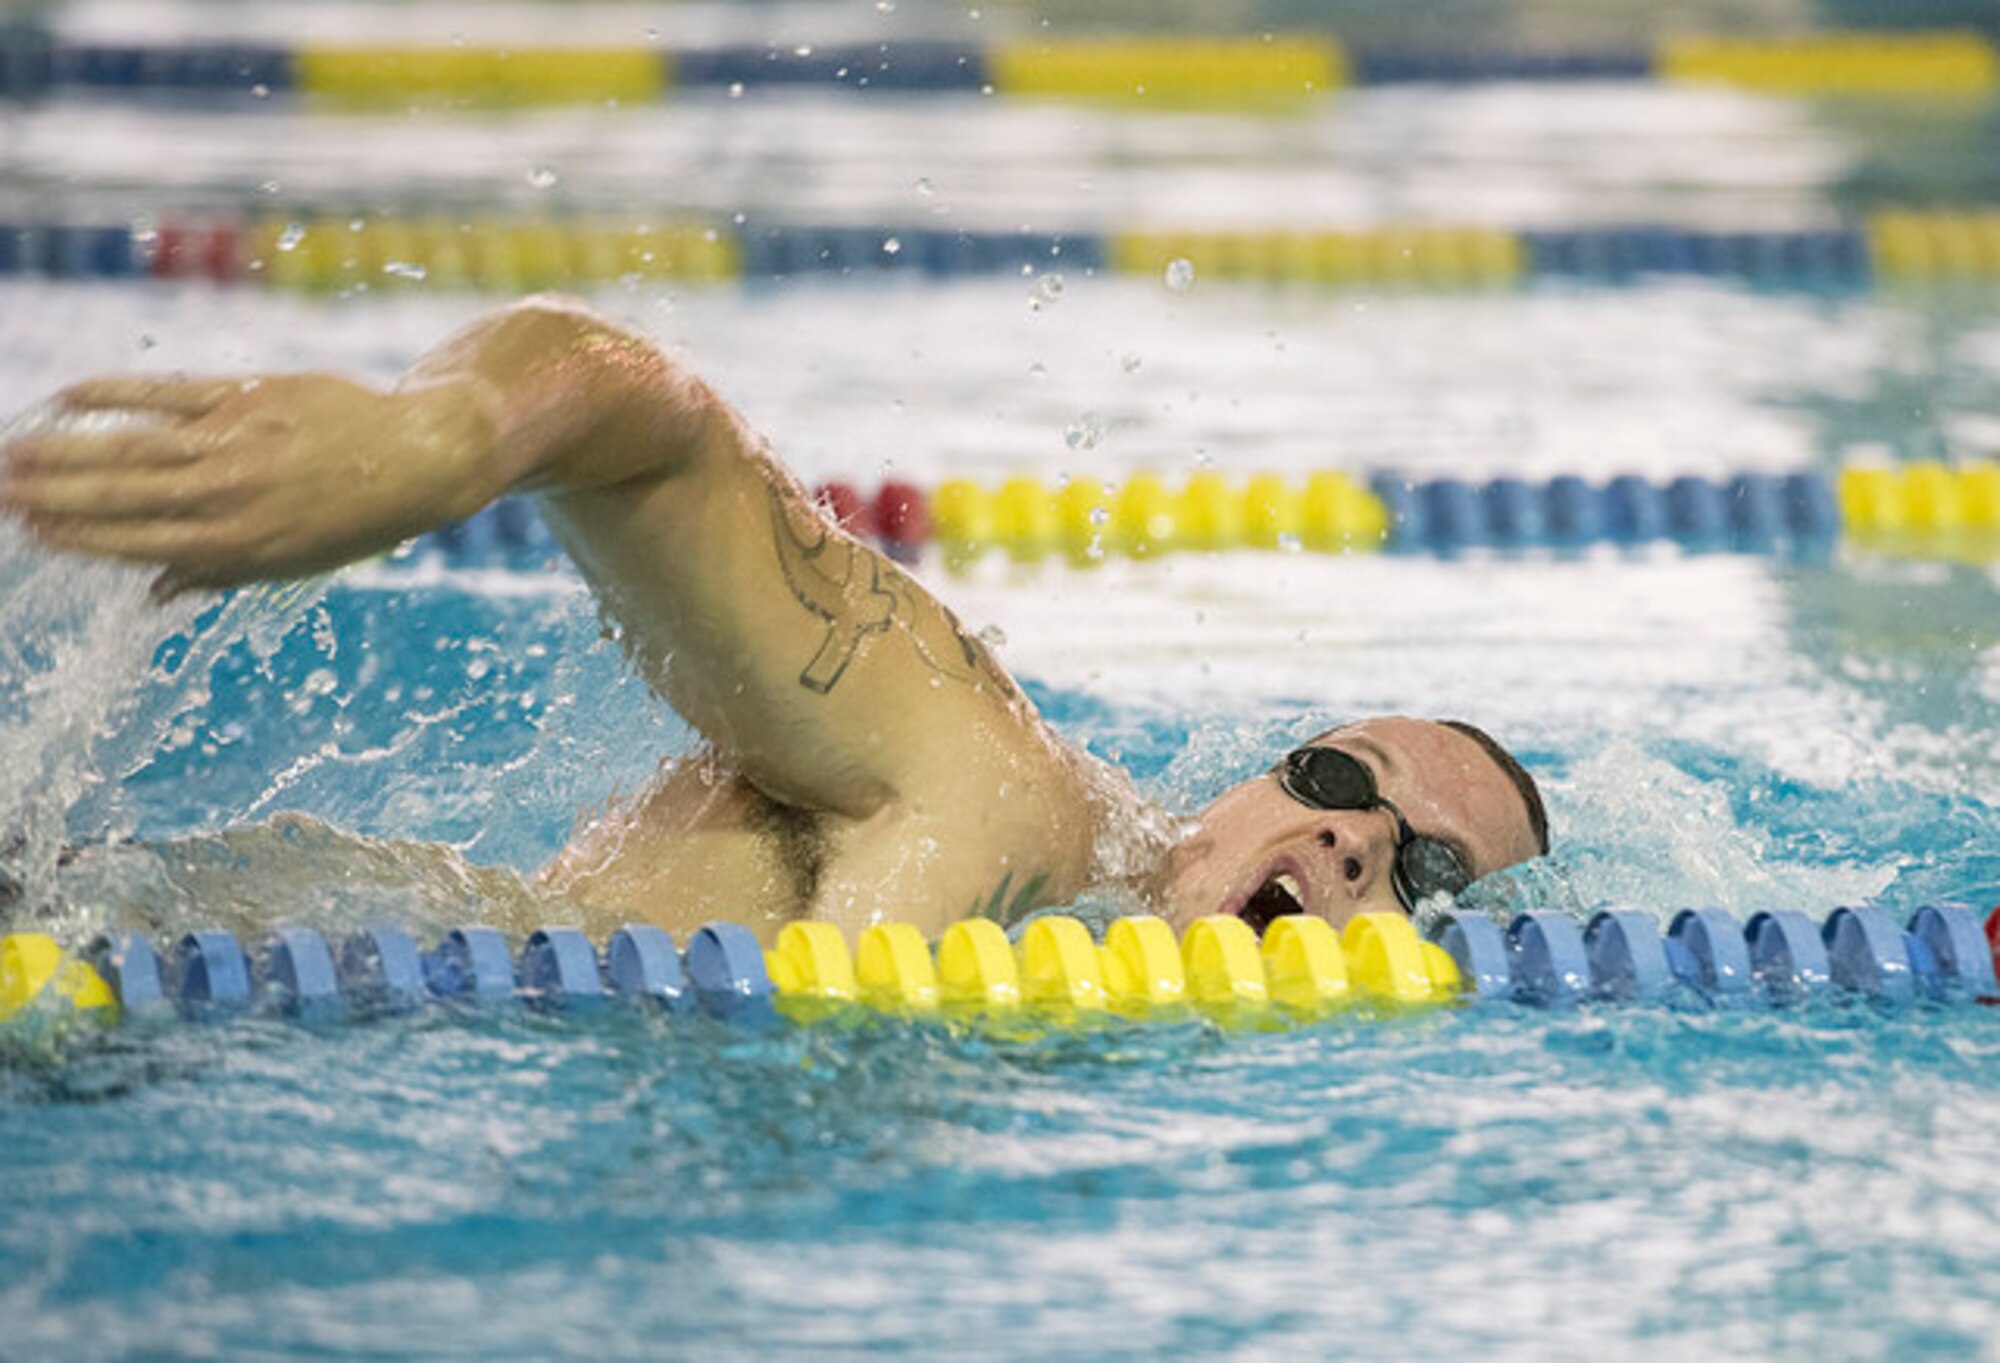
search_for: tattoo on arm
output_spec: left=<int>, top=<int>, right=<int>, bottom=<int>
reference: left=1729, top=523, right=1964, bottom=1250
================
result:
left=768, top=486, right=896, bottom=693
left=768, top=487, right=1010, bottom=697
left=966, top=869, right=1052, bottom=928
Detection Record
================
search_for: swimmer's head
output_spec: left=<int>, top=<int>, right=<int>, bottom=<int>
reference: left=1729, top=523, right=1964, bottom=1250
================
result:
left=1160, top=716, right=1548, bottom=934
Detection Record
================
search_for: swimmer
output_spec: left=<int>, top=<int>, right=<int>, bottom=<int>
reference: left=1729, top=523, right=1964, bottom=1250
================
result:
left=0, top=297, right=1548, bottom=943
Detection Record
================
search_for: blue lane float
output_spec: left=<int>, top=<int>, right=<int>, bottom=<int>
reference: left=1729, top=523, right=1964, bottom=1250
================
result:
left=1824, top=906, right=1917, bottom=1004
left=1524, top=227, right=1871, bottom=285
left=1368, top=470, right=1841, bottom=556
left=1666, top=908, right=1755, bottom=1002
left=1430, top=912, right=1511, bottom=998
left=737, top=226, right=1105, bottom=281
left=1745, top=910, right=1831, bottom=1002
left=256, top=926, right=342, bottom=1022
left=171, top=930, right=252, bottom=1017
left=337, top=924, right=426, bottom=1015
left=1429, top=904, right=1996, bottom=1010
left=82, top=932, right=167, bottom=1014
left=683, top=921, right=777, bottom=1024
left=1582, top=910, right=1675, bottom=1003
left=50, top=42, right=293, bottom=97
left=605, top=924, right=692, bottom=1014
left=1908, top=904, right=2000, bottom=1000
left=519, top=927, right=609, bottom=1012
left=0, top=225, right=140, bottom=279
left=674, top=43, right=986, bottom=93
left=1353, top=48, right=1652, bottom=84
left=423, top=925, right=517, bottom=1005
left=1505, top=911, right=1591, bottom=1005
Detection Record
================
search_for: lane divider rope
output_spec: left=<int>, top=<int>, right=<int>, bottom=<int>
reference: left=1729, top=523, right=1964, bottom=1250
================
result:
left=5, top=904, right=1994, bottom=1034
left=403, top=465, right=2000, bottom=567
left=16, top=214, right=2000, bottom=290
left=0, top=32, right=1992, bottom=105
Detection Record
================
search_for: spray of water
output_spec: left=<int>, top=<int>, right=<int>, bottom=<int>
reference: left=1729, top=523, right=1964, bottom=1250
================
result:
left=0, top=403, right=326, bottom=927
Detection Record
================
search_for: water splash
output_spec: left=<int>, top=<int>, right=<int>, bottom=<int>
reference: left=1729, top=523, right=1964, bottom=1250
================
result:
left=0, top=404, right=326, bottom=923
left=1549, top=740, right=1895, bottom=919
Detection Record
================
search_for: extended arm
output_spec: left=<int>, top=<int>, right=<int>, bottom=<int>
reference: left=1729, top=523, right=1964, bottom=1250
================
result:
left=0, top=297, right=1040, bottom=820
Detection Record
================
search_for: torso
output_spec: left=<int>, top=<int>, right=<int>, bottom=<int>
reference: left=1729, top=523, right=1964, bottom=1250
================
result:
left=541, top=726, right=1139, bottom=944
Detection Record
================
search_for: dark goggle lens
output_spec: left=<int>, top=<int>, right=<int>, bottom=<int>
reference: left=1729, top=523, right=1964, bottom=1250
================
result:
left=1396, top=835, right=1474, bottom=904
left=1278, top=747, right=1375, bottom=809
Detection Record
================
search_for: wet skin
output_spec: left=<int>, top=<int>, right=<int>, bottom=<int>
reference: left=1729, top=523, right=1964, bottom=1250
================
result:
left=1160, top=716, right=1544, bottom=933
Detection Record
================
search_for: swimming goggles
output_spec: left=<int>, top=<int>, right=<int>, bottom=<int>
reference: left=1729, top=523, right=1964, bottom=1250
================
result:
left=1276, top=745, right=1476, bottom=913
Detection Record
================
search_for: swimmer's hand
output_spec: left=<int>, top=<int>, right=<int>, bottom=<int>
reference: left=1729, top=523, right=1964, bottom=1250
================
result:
left=0, top=373, right=499, bottom=596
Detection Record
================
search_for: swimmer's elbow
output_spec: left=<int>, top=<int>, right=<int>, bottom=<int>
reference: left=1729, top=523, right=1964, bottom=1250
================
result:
left=521, top=296, right=735, bottom=490
left=424, top=294, right=734, bottom=494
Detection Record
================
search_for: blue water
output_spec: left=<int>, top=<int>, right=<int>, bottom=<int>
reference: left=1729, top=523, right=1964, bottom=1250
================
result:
left=1, top=554, right=1998, bottom=1358
left=5, top=982, right=2000, bottom=1358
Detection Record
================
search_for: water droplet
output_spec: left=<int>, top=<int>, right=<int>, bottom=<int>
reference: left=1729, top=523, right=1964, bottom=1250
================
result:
left=250, top=82, right=270, bottom=98
left=384, top=260, right=427, bottom=281
left=526, top=164, right=559, bottom=189
left=1164, top=258, right=1195, bottom=292
left=915, top=177, right=934, bottom=197
left=1120, top=352, right=1142, bottom=373
left=136, top=334, right=155, bottom=351
left=1277, top=532, right=1302, bottom=553
left=348, top=216, right=366, bottom=232
left=1028, top=272, right=1064, bottom=311
left=728, top=81, right=744, bottom=98
left=644, top=26, right=660, bottom=41
left=978, top=624, right=1008, bottom=649
left=275, top=222, right=305, bottom=252
left=1027, top=361, right=1046, bottom=378
left=1063, top=415, right=1101, bottom=450
left=877, top=0, right=897, bottom=10
left=881, top=236, right=901, bottom=255
left=794, top=44, right=814, bottom=57
left=1088, top=506, right=1109, bottom=526
left=258, top=179, right=281, bottom=196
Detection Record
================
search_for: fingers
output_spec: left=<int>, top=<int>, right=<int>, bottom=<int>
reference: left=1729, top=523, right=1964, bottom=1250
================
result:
left=15, top=511, right=219, bottom=565
left=0, top=464, right=223, bottom=520
left=2, top=426, right=205, bottom=474
left=57, top=377, right=246, bottom=418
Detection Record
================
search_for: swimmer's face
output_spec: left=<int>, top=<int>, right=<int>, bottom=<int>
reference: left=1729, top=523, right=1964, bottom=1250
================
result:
left=1161, top=716, right=1544, bottom=934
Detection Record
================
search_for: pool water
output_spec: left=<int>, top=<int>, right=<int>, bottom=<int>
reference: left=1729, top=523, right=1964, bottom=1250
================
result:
left=6, top=15, right=2000, bottom=1358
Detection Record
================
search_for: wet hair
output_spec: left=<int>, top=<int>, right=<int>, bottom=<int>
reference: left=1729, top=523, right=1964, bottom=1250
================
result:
left=1438, top=719, right=1550, bottom=856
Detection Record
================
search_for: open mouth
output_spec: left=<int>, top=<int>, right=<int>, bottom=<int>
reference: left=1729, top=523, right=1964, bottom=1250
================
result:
left=1236, top=871, right=1306, bottom=937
